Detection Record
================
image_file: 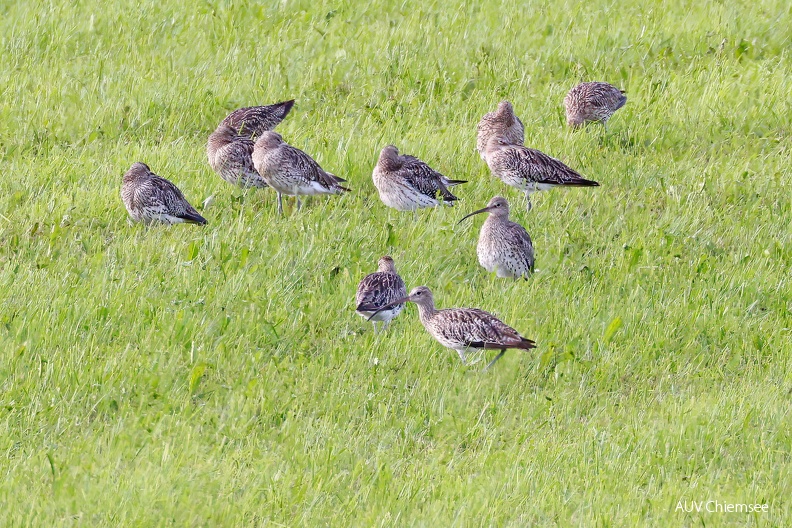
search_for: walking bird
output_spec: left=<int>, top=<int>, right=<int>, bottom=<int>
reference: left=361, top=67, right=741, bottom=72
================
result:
left=372, top=145, right=466, bottom=211
left=369, top=286, right=536, bottom=370
left=484, top=135, right=599, bottom=211
left=207, top=100, right=294, bottom=188
left=476, top=100, right=524, bottom=162
left=355, top=256, right=408, bottom=333
left=458, top=196, right=534, bottom=279
left=252, top=131, right=349, bottom=214
left=121, top=162, right=207, bottom=225
left=564, top=82, right=626, bottom=130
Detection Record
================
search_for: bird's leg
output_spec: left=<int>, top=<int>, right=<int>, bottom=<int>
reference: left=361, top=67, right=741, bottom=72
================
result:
left=456, top=349, right=467, bottom=366
left=483, top=350, right=507, bottom=372
left=382, top=320, right=390, bottom=332
left=524, top=191, right=533, bottom=212
left=296, top=197, right=303, bottom=210
left=372, top=322, right=379, bottom=334
left=277, top=192, right=284, bottom=215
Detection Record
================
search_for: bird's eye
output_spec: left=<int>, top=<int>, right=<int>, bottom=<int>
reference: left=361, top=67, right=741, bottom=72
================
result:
left=415, top=291, right=422, bottom=296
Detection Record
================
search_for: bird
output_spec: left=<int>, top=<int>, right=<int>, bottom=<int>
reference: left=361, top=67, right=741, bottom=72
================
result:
left=220, top=99, right=295, bottom=137
left=206, top=125, right=267, bottom=188
left=564, top=82, right=626, bottom=130
left=207, top=100, right=294, bottom=188
left=355, top=256, right=408, bottom=333
left=251, top=131, right=349, bottom=214
left=458, top=196, right=534, bottom=279
left=476, top=100, right=524, bottom=162
left=484, top=135, right=599, bottom=211
left=121, top=162, right=207, bottom=225
left=368, top=286, right=536, bottom=371
left=372, top=145, right=467, bottom=211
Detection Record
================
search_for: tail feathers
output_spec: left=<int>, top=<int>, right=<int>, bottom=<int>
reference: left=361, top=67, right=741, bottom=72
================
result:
left=180, top=210, right=208, bottom=225
left=439, top=189, right=459, bottom=203
left=615, top=94, right=627, bottom=110
left=335, top=185, right=352, bottom=193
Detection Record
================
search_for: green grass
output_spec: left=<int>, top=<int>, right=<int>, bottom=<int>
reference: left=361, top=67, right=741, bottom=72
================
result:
left=1, top=0, right=791, bottom=525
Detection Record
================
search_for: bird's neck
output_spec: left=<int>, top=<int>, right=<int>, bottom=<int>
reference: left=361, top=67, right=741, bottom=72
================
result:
left=416, top=302, right=437, bottom=325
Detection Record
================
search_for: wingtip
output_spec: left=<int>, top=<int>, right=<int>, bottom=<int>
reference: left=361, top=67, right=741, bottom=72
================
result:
left=445, top=179, right=468, bottom=186
left=181, top=211, right=208, bottom=225
left=280, top=99, right=296, bottom=115
left=522, top=339, right=537, bottom=349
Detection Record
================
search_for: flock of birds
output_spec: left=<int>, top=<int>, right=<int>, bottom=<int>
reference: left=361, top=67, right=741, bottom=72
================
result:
left=120, top=81, right=627, bottom=370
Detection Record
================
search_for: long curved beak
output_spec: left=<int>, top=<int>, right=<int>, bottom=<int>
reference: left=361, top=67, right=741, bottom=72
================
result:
left=367, top=296, right=411, bottom=321
left=457, top=207, right=491, bottom=225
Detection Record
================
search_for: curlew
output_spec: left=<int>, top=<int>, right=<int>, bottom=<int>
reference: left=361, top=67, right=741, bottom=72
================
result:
left=369, top=286, right=536, bottom=370
left=458, top=196, right=534, bottom=279
left=207, top=125, right=267, bottom=188
left=564, top=82, right=626, bottom=131
left=372, top=145, right=467, bottom=211
left=121, top=162, right=207, bottom=225
left=251, top=131, right=349, bottom=214
left=355, top=256, right=408, bottom=333
left=484, top=135, right=599, bottom=211
left=207, top=100, right=294, bottom=189
left=476, top=100, right=525, bottom=162
left=220, top=99, right=295, bottom=137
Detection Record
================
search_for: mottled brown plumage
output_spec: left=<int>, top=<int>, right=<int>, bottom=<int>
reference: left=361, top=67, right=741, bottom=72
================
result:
left=355, top=256, right=408, bottom=333
left=458, top=196, right=534, bottom=279
left=372, top=145, right=466, bottom=211
left=370, top=286, right=536, bottom=370
left=564, top=82, right=626, bottom=130
left=221, top=100, right=295, bottom=137
left=121, top=162, right=207, bottom=225
left=476, top=101, right=524, bottom=162
left=207, top=100, right=294, bottom=188
left=485, top=135, right=599, bottom=210
left=207, top=125, right=267, bottom=188
left=252, top=132, right=349, bottom=214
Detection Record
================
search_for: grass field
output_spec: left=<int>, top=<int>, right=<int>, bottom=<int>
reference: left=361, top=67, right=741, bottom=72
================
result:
left=1, top=0, right=791, bottom=525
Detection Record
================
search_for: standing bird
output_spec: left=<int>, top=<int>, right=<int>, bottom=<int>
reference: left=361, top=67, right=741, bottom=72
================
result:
left=372, top=145, right=467, bottom=211
left=564, top=82, right=626, bottom=130
left=251, top=131, right=349, bottom=214
left=355, top=256, right=408, bottom=333
left=121, top=162, right=207, bottom=225
left=458, top=196, right=534, bottom=279
left=485, top=135, right=599, bottom=211
left=369, top=286, right=536, bottom=370
left=207, top=100, right=294, bottom=188
left=220, top=99, right=295, bottom=137
left=476, top=100, right=525, bottom=162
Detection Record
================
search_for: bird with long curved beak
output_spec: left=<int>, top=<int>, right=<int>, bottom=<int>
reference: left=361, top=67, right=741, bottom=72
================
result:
left=484, top=135, right=598, bottom=211
left=458, top=196, right=534, bottom=280
left=368, top=286, right=536, bottom=371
